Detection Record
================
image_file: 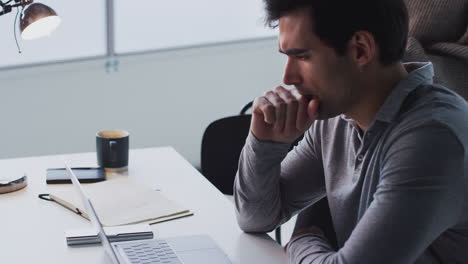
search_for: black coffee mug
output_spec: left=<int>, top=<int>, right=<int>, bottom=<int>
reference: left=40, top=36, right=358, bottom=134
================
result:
left=96, top=129, right=129, bottom=168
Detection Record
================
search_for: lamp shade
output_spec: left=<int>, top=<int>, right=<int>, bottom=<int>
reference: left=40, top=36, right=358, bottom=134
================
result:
left=20, top=3, right=61, bottom=40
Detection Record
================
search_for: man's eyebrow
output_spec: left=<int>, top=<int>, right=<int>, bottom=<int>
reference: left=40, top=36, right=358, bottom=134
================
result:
left=278, top=48, right=309, bottom=55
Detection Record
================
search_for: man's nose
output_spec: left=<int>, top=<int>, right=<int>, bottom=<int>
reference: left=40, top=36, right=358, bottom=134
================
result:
left=283, top=58, right=300, bottom=85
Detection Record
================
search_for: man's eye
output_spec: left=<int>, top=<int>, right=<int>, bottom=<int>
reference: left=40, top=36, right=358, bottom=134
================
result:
left=296, top=55, right=309, bottom=60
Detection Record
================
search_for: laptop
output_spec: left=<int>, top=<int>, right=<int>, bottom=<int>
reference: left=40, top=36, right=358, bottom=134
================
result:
left=64, top=161, right=231, bottom=264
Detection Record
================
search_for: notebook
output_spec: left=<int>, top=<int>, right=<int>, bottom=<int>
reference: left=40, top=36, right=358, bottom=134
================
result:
left=43, top=178, right=193, bottom=226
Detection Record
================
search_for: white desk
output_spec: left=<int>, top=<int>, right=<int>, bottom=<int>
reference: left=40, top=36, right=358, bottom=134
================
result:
left=0, top=147, right=287, bottom=263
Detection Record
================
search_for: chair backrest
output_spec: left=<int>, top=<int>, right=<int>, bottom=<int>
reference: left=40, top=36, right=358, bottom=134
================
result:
left=201, top=114, right=252, bottom=195
left=403, top=0, right=468, bottom=98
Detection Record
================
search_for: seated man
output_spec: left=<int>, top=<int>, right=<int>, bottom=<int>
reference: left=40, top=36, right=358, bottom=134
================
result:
left=234, top=0, right=468, bottom=263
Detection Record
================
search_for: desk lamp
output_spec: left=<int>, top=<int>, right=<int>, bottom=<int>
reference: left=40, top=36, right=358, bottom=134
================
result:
left=0, top=0, right=60, bottom=51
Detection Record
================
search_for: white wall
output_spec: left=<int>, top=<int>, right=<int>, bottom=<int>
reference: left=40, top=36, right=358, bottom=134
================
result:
left=0, top=38, right=284, bottom=169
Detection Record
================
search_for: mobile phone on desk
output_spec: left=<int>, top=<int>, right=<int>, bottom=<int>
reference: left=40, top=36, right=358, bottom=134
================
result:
left=46, top=167, right=105, bottom=184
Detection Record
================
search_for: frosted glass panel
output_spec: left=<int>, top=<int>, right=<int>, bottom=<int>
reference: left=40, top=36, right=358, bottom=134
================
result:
left=0, top=0, right=106, bottom=68
left=115, top=0, right=276, bottom=54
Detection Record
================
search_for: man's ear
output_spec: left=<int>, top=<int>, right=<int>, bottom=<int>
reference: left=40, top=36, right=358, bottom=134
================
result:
left=348, top=30, right=377, bottom=70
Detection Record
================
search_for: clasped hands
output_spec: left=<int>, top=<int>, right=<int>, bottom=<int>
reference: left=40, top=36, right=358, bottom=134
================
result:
left=251, top=86, right=320, bottom=144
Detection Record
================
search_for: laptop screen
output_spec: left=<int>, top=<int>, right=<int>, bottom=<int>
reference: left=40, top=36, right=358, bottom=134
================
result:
left=64, top=161, right=121, bottom=264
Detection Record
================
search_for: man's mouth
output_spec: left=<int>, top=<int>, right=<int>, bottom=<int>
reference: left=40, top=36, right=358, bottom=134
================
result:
left=294, top=87, right=316, bottom=101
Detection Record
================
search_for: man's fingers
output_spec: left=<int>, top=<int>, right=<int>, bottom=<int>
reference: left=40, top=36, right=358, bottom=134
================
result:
left=294, top=98, right=320, bottom=131
left=291, top=89, right=309, bottom=131
left=253, top=96, right=276, bottom=124
left=252, top=87, right=316, bottom=143
left=307, top=98, right=320, bottom=121
left=264, top=89, right=286, bottom=130
left=275, top=86, right=299, bottom=134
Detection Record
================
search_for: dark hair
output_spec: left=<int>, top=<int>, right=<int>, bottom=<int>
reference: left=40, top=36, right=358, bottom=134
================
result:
left=264, top=0, right=409, bottom=65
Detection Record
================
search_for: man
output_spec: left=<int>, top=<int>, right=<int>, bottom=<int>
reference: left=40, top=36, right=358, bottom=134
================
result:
left=234, top=0, right=468, bottom=263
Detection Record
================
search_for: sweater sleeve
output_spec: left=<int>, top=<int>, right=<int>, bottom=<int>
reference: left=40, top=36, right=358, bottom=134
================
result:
left=234, top=126, right=326, bottom=233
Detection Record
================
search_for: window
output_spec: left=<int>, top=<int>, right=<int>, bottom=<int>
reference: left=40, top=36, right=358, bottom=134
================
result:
left=114, top=0, right=275, bottom=54
left=0, top=0, right=275, bottom=68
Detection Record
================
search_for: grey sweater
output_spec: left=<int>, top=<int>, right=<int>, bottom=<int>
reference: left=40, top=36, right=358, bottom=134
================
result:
left=234, top=62, right=468, bottom=264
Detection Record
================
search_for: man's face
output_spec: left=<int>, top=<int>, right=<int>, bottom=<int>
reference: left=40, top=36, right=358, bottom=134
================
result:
left=278, top=9, right=361, bottom=120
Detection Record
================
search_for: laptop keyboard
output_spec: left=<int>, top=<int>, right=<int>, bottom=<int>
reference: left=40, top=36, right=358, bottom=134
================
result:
left=116, top=240, right=183, bottom=264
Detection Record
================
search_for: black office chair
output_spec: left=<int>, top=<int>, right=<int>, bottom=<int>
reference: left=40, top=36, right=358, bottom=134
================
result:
left=200, top=102, right=252, bottom=195
left=201, top=101, right=285, bottom=243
